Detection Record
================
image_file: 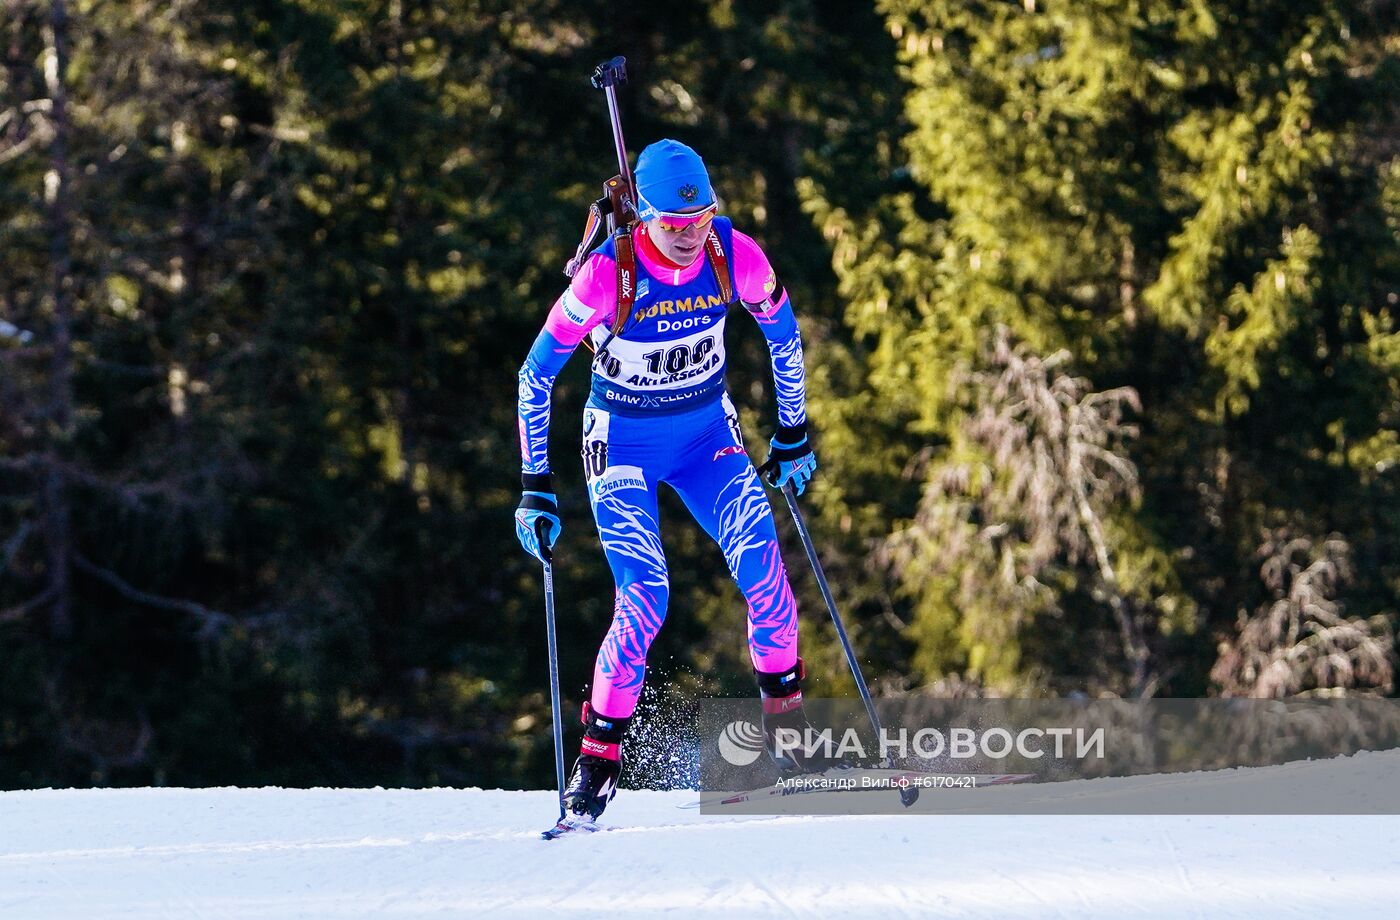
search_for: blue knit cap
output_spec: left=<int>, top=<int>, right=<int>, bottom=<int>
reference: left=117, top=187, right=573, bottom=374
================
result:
left=634, top=139, right=715, bottom=221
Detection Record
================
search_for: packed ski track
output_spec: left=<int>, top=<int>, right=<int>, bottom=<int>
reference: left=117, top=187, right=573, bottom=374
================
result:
left=3, top=755, right=1398, bottom=919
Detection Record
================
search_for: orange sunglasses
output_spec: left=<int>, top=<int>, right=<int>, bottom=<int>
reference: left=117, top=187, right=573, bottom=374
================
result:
left=652, top=202, right=718, bottom=234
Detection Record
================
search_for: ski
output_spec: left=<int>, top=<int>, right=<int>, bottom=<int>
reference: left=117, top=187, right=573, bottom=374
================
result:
left=678, top=767, right=1035, bottom=809
left=540, top=814, right=604, bottom=840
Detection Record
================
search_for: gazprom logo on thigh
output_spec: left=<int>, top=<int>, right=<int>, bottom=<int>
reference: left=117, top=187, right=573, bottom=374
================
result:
left=590, top=465, right=647, bottom=500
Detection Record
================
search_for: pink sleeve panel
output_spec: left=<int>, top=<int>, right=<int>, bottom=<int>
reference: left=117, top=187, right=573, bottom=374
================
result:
left=541, top=252, right=618, bottom=346
left=730, top=229, right=780, bottom=314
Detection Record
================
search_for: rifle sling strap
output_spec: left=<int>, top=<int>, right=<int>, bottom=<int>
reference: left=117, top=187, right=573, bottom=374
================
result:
left=608, top=226, right=731, bottom=337
left=591, top=225, right=735, bottom=366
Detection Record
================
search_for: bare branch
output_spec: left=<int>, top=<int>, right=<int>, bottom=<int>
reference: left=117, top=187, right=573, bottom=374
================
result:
left=0, top=453, right=44, bottom=473
left=2, top=519, right=34, bottom=573
left=73, top=553, right=232, bottom=638
left=0, top=586, right=56, bottom=624
left=0, top=119, right=44, bottom=165
left=43, top=679, right=156, bottom=774
left=60, top=462, right=197, bottom=511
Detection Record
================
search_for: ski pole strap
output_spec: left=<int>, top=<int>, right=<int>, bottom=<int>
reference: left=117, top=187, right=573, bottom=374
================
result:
left=533, top=516, right=554, bottom=564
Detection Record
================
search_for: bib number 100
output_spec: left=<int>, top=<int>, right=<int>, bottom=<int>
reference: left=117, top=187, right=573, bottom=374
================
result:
left=643, top=337, right=715, bottom=376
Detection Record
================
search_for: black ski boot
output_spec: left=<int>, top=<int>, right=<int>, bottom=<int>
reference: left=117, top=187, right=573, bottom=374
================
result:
left=756, top=658, right=838, bottom=775
left=562, top=705, right=630, bottom=820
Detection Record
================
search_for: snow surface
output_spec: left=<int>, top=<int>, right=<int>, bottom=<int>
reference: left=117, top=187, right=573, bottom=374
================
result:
left=3, top=755, right=1399, bottom=919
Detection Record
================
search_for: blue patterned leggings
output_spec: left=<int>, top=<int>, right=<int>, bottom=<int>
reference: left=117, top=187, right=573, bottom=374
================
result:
left=581, top=394, right=799, bottom=719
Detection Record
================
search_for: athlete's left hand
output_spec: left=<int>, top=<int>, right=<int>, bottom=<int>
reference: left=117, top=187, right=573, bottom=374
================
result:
left=758, top=423, right=817, bottom=495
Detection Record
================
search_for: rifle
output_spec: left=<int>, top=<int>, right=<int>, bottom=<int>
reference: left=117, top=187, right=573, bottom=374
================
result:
left=563, top=56, right=639, bottom=286
left=563, top=57, right=730, bottom=355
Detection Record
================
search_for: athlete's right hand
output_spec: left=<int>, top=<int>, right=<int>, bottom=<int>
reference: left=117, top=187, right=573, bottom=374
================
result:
left=515, top=477, right=561, bottom=563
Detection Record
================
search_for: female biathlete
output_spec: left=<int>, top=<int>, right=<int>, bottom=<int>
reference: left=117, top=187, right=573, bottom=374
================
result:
left=515, top=139, right=818, bottom=820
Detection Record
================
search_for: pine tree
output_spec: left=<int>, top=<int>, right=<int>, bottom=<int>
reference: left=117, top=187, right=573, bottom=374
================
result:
left=804, top=0, right=1399, bottom=694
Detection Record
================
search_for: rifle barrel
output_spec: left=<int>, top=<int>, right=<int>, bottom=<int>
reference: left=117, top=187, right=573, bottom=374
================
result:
left=603, top=84, right=635, bottom=203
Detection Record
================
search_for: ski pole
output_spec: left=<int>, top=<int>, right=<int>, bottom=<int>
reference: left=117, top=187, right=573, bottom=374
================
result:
left=777, top=482, right=919, bottom=806
left=536, top=519, right=567, bottom=823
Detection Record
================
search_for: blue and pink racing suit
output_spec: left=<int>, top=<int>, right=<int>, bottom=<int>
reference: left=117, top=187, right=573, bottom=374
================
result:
left=517, top=217, right=807, bottom=721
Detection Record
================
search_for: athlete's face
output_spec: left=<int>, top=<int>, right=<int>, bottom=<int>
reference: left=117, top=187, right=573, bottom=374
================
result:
left=645, top=203, right=717, bottom=266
